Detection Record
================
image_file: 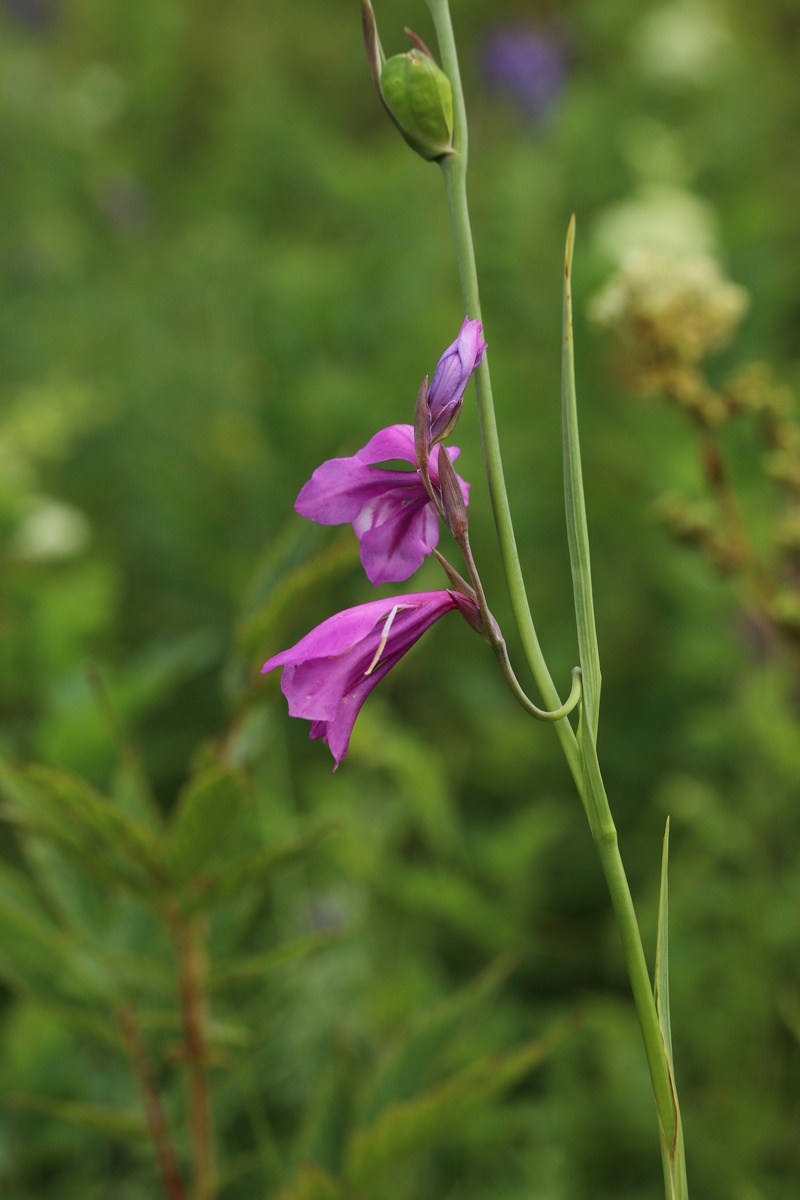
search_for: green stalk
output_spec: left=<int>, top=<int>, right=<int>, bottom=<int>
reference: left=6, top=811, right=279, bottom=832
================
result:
left=581, top=738, right=677, bottom=1149
left=560, top=219, right=678, bottom=1153
left=426, top=0, right=681, bottom=1172
left=426, top=0, right=581, bottom=787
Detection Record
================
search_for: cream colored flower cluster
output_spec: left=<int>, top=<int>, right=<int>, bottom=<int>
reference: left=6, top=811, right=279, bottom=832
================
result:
left=591, top=251, right=749, bottom=368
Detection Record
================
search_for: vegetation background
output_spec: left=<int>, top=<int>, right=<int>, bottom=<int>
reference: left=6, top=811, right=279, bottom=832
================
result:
left=1, top=0, right=800, bottom=1197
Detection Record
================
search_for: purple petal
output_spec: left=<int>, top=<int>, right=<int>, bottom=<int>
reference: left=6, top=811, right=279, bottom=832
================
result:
left=262, top=596, right=395, bottom=670
left=356, top=495, right=440, bottom=586
left=294, top=425, right=419, bottom=527
left=295, top=456, right=417, bottom=526
left=355, top=424, right=418, bottom=466
left=428, top=318, right=487, bottom=412
left=294, top=425, right=470, bottom=586
left=427, top=319, right=487, bottom=443
left=262, top=591, right=459, bottom=768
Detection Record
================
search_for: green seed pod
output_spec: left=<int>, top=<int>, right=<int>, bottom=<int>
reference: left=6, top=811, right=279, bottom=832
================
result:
left=379, top=50, right=454, bottom=161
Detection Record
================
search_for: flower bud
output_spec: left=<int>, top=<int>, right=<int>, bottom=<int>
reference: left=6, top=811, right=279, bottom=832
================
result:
left=428, top=317, right=487, bottom=443
left=362, top=0, right=454, bottom=162
left=450, top=590, right=490, bottom=639
left=436, top=442, right=469, bottom=539
left=379, top=50, right=454, bottom=161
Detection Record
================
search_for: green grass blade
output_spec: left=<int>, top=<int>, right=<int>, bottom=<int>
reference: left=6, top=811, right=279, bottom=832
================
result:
left=5, top=1093, right=147, bottom=1140
left=167, top=764, right=249, bottom=887
left=277, top=1164, right=343, bottom=1200
left=345, top=1026, right=566, bottom=1189
left=562, top=216, right=601, bottom=742
left=655, top=818, right=689, bottom=1200
left=654, top=819, right=674, bottom=1067
left=357, top=956, right=515, bottom=1126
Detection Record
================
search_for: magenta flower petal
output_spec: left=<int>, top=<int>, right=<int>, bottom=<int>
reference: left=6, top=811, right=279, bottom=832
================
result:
left=355, top=495, right=441, bottom=586
left=262, top=591, right=470, bottom=768
left=355, top=424, right=419, bottom=465
left=294, top=424, right=469, bottom=586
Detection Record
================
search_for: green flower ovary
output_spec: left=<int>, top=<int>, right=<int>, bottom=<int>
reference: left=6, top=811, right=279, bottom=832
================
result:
left=379, top=51, right=454, bottom=161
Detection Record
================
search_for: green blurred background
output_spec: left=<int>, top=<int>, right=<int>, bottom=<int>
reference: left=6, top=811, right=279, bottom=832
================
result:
left=2, top=0, right=800, bottom=1196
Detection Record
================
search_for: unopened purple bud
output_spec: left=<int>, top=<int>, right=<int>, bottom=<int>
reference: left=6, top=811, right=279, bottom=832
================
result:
left=428, top=317, right=487, bottom=444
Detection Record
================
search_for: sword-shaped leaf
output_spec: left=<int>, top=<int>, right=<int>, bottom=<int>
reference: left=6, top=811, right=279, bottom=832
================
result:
left=655, top=818, right=689, bottom=1200
left=562, top=217, right=601, bottom=743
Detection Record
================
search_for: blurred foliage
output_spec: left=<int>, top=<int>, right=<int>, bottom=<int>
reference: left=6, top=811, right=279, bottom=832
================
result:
left=2, top=0, right=800, bottom=1197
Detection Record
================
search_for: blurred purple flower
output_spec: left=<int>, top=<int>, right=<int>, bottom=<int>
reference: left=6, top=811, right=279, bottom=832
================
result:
left=262, top=590, right=476, bottom=768
left=295, top=424, right=469, bottom=587
left=428, top=316, right=486, bottom=444
left=481, top=24, right=566, bottom=123
left=4, top=0, right=54, bottom=30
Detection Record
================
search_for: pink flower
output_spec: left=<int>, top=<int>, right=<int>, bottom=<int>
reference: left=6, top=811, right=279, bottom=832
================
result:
left=262, top=590, right=476, bottom=768
left=427, top=317, right=487, bottom=444
left=295, top=424, right=469, bottom=586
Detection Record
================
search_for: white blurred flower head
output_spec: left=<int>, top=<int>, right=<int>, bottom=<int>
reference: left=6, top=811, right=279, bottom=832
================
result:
left=11, top=498, right=92, bottom=561
left=594, top=185, right=717, bottom=265
left=634, top=0, right=735, bottom=85
left=590, top=250, right=749, bottom=368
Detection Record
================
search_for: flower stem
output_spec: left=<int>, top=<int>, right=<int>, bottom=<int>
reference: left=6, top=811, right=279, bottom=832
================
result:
left=426, top=0, right=581, bottom=786
left=426, top=0, right=681, bottom=1172
left=581, top=740, right=678, bottom=1149
left=455, top=527, right=582, bottom=723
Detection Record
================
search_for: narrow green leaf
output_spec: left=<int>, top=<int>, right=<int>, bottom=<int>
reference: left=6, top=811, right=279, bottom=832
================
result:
left=20, top=830, right=109, bottom=938
left=236, top=527, right=359, bottom=663
left=23, top=764, right=159, bottom=862
left=22, top=994, right=124, bottom=1052
left=0, top=804, right=155, bottom=904
left=83, top=664, right=163, bottom=830
left=380, top=863, right=515, bottom=952
left=294, top=1046, right=358, bottom=1176
left=654, top=818, right=674, bottom=1067
left=0, top=860, right=119, bottom=1001
left=185, top=825, right=331, bottom=914
left=562, top=216, right=601, bottom=742
left=130, top=1008, right=250, bottom=1051
left=345, top=1026, right=567, bottom=1188
left=277, top=1164, right=344, bottom=1200
left=168, top=764, right=249, bottom=886
left=0, top=856, right=60, bottom=931
left=109, top=757, right=163, bottom=830
left=15, top=836, right=171, bottom=999
left=209, top=931, right=341, bottom=994
left=351, top=706, right=463, bottom=855
left=111, top=630, right=221, bottom=721
left=0, top=761, right=162, bottom=898
left=358, top=956, right=515, bottom=1126
left=0, top=872, right=71, bottom=987
left=655, top=818, right=689, bottom=1200
left=5, top=1093, right=147, bottom=1140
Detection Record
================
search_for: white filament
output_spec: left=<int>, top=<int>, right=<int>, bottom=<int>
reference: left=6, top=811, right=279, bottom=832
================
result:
left=364, top=605, right=402, bottom=676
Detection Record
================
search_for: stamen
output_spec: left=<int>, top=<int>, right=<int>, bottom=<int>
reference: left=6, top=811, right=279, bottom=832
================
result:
left=364, top=604, right=402, bottom=676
